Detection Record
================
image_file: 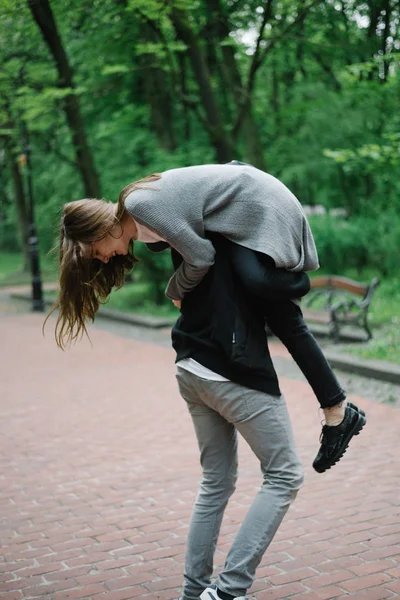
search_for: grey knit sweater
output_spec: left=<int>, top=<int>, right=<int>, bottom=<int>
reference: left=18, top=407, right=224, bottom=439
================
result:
left=124, top=164, right=319, bottom=300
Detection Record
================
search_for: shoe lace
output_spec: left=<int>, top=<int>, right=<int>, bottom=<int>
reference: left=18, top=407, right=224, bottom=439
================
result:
left=319, top=424, right=328, bottom=444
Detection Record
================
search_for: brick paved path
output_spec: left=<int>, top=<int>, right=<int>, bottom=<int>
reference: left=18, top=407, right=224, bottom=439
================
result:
left=1, top=306, right=399, bottom=599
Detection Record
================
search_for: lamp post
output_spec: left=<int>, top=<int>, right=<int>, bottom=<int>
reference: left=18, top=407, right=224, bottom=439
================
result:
left=21, top=120, right=44, bottom=312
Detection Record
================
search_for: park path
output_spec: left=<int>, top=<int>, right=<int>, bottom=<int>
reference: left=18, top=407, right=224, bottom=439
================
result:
left=1, top=302, right=399, bottom=600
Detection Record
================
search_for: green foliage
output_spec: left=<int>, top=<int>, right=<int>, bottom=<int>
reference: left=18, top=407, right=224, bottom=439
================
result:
left=350, top=328, right=400, bottom=363
left=310, top=213, right=400, bottom=278
left=135, top=40, right=187, bottom=58
left=107, top=281, right=177, bottom=318
left=132, top=242, right=174, bottom=306
left=101, top=65, right=131, bottom=76
left=324, top=136, right=400, bottom=170
left=1, top=0, right=399, bottom=317
left=0, top=251, right=56, bottom=286
left=0, top=202, right=21, bottom=251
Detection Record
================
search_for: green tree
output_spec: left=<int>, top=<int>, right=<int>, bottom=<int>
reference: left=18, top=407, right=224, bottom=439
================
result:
left=1, top=0, right=399, bottom=289
left=27, top=0, right=100, bottom=197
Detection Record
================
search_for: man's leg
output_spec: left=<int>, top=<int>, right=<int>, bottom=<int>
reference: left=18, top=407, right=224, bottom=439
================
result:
left=209, top=382, right=304, bottom=598
left=176, top=369, right=239, bottom=600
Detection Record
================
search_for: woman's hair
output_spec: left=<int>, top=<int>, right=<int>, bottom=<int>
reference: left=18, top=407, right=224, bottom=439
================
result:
left=47, top=173, right=161, bottom=349
left=118, top=173, right=161, bottom=206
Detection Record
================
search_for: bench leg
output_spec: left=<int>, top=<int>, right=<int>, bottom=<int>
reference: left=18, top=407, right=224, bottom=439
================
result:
left=330, top=314, right=340, bottom=343
left=363, top=314, right=373, bottom=340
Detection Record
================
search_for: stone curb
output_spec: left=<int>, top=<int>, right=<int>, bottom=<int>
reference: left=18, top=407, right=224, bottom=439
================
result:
left=11, top=292, right=400, bottom=385
left=321, top=350, right=400, bottom=385
left=10, top=292, right=176, bottom=329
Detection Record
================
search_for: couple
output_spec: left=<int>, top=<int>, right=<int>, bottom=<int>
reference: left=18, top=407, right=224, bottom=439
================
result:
left=51, top=161, right=366, bottom=600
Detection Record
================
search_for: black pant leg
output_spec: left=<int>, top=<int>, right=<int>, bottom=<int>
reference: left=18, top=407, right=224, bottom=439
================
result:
left=265, top=300, right=346, bottom=408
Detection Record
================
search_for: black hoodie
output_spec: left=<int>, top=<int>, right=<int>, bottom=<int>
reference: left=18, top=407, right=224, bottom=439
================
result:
left=170, top=234, right=309, bottom=396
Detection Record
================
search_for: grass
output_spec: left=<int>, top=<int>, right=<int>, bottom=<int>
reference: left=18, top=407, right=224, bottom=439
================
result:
left=0, top=251, right=57, bottom=287
left=44, top=281, right=178, bottom=318
left=344, top=325, right=400, bottom=363
left=105, top=282, right=177, bottom=319
left=2, top=251, right=399, bottom=362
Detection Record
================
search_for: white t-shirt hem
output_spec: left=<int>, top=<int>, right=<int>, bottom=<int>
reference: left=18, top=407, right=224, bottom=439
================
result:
left=176, top=358, right=230, bottom=382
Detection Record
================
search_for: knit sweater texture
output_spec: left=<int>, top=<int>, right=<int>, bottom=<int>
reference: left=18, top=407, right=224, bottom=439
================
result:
left=124, top=163, right=319, bottom=300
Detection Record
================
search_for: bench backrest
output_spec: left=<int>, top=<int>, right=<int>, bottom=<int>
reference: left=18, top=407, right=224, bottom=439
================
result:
left=310, top=276, right=379, bottom=298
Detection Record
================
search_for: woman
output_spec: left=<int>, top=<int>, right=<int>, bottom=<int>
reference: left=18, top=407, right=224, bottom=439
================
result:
left=54, top=162, right=316, bottom=341
left=50, top=162, right=365, bottom=473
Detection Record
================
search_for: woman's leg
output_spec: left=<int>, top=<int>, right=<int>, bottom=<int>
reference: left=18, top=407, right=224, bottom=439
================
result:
left=265, top=300, right=366, bottom=474
left=230, top=243, right=344, bottom=410
left=264, top=300, right=346, bottom=411
left=230, top=244, right=365, bottom=474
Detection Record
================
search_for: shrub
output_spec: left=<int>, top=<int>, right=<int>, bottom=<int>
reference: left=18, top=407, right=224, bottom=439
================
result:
left=309, top=211, right=400, bottom=277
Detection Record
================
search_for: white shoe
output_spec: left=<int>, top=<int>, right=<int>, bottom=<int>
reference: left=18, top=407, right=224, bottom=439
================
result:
left=200, top=585, right=248, bottom=600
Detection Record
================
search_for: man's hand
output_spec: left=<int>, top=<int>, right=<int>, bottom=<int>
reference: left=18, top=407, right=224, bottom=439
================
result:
left=172, top=299, right=181, bottom=309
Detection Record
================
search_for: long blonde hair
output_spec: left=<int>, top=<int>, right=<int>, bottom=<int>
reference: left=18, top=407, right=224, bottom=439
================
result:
left=47, top=174, right=161, bottom=349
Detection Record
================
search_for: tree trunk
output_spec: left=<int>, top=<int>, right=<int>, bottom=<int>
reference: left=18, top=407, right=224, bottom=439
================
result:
left=178, top=54, right=191, bottom=141
left=115, top=0, right=177, bottom=151
left=312, top=52, right=342, bottom=91
left=205, top=0, right=267, bottom=170
left=170, top=8, right=235, bottom=163
left=145, top=72, right=177, bottom=151
left=367, top=0, right=382, bottom=80
left=296, top=11, right=308, bottom=80
left=27, top=0, right=100, bottom=197
left=139, top=25, right=177, bottom=152
left=381, top=0, right=391, bottom=82
left=5, top=140, right=30, bottom=271
left=271, top=55, right=280, bottom=138
left=202, top=18, right=235, bottom=128
left=220, top=50, right=267, bottom=170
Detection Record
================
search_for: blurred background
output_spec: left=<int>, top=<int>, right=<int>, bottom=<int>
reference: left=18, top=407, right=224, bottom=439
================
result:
left=0, top=0, right=399, bottom=362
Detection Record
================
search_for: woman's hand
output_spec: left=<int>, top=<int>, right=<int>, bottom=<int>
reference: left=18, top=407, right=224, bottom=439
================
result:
left=172, top=299, right=181, bottom=309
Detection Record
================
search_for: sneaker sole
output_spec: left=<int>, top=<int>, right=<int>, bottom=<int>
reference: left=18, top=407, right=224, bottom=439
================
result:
left=314, top=411, right=367, bottom=474
left=200, top=591, right=218, bottom=600
left=200, top=590, right=248, bottom=600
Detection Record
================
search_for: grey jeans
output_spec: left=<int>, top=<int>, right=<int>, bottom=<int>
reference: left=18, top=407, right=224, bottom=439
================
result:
left=176, top=368, right=304, bottom=600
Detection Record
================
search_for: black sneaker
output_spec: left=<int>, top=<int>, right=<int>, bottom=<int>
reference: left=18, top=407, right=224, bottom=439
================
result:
left=313, top=404, right=366, bottom=473
left=347, top=401, right=366, bottom=418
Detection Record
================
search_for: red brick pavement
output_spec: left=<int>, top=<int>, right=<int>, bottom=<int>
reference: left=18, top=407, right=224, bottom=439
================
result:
left=1, top=309, right=399, bottom=599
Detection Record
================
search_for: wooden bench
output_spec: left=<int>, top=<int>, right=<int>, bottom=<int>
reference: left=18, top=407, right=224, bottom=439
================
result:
left=302, top=275, right=380, bottom=342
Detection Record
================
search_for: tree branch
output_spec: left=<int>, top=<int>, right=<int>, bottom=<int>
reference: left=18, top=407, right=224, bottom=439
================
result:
left=311, top=50, right=342, bottom=91
left=232, top=0, right=322, bottom=137
left=134, top=7, right=210, bottom=131
left=36, top=131, right=78, bottom=168
left=254, top=0, right=322, bottom=89
left=251, top=0, right=274, bottom=75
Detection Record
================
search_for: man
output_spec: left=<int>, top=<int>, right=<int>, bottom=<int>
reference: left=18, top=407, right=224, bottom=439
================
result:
left=170, top=233, right=306, bottom=600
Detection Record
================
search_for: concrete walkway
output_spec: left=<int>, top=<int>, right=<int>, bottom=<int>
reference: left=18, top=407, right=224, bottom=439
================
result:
left=1, top=302, right=399, bottom=599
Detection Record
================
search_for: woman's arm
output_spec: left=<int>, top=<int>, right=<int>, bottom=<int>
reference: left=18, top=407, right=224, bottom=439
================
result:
left=230, top=242, right=310, bottom=300
left=128, top=211, right=215, bottom=301
left=145, top=237, right=214, bottom=301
